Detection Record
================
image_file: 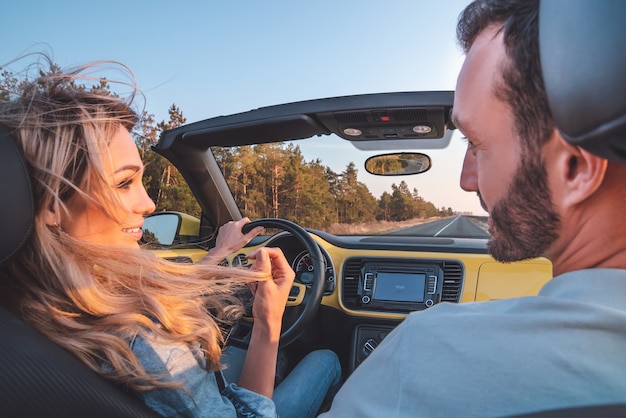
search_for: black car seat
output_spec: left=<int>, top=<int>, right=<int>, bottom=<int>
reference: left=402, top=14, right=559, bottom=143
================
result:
left=540, top=0, right=626, bottom=163
left=521, top=1, right=626, bottom=417
left=0, top=125, right=160, bottom=417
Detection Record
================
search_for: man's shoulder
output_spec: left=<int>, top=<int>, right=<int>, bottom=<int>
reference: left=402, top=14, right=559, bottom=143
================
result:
left=539, top=268, right=626, bottom=309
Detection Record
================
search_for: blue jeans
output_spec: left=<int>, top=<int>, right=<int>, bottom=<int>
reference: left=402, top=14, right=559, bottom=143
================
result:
left=222, top=347, right=342, bottom=418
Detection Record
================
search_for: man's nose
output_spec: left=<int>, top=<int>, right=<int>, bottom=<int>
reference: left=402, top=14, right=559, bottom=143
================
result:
left=460, top=148, right=478, bottom=192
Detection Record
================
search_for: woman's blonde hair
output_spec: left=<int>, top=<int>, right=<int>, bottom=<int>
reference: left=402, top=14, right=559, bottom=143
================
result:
left=0, top=55, right=265, bottom=390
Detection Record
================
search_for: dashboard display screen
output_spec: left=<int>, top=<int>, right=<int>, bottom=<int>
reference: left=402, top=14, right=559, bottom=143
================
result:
left=373, top=272, right=426, bottom=303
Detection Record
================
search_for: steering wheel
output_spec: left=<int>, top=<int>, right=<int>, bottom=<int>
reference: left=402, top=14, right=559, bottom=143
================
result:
left=227, top=218, right=325, bottom=348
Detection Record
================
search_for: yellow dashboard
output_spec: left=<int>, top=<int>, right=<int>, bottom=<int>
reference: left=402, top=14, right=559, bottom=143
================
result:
left=220, top=232, right=553, bottom=320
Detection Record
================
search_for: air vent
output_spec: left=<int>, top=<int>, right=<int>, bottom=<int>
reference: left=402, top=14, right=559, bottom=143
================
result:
left=341, top=259, right=362, bottom=308
left=441, top=261, right=463, bottom=302
left=334, top=111, right=369, bottom=123
left=232, top=253, right=249, bottom=267
left=164, top=256, right=193, bottom=264
left=392, top=108, right=428, bottom=121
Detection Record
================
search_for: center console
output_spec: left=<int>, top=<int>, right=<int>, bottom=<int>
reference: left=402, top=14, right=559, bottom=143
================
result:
left=342, top=257, right=464, bottom=371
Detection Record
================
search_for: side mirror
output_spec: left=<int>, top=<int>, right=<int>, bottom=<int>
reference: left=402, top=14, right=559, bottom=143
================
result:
left=364, top=152, right=432, bottom=176
left=142, top=213, right=180, bottom=246
left=142, top=212, right=200, bottom=246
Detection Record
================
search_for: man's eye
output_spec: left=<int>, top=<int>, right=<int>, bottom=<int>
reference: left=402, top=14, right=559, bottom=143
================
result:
left=461, top=136, right=473, bottom=148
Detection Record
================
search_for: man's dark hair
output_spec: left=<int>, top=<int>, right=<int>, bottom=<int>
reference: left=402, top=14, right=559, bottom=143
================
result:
left=457, top=0, right=554, bottom=155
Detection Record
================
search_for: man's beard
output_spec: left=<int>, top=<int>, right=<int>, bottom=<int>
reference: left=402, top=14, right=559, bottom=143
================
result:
left=487, top=157, right=560, bottom=262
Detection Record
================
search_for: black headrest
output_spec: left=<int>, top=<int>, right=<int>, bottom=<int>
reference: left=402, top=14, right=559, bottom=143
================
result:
left=0, top=125, right=35, bottom=264
left=539, top=0, right=626, bottom=162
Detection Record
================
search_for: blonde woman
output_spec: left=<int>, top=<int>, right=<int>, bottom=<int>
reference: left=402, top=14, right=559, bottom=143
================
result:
left=0, top=56, right=340, bottom=418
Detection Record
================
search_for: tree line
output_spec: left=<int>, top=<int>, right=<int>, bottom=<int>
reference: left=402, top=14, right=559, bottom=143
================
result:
left=138, top=107, right=454, bottom=230
left=1, top=66, right=454, bottom=231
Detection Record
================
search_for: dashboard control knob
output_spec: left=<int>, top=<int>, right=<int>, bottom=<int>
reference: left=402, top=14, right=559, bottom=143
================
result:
left=362, top=338, right=379, bottom=356
left=425, top=299, right=434, bottom=307
left=361, top=295, right=371, bottom=304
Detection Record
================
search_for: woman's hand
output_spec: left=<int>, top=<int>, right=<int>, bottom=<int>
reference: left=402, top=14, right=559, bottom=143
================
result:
left=246, top=247, right=295, bottom=328
left=203, top=217, right=263, bottom=264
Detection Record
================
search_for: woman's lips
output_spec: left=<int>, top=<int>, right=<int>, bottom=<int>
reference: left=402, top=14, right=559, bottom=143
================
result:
left=123, top=227, right=143, bottom=241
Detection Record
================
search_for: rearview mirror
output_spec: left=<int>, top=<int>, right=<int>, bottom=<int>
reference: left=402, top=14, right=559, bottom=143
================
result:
left=364, top=152, right=432, bottom=176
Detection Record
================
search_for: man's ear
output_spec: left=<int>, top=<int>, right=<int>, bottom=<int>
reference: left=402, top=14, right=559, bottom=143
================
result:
left=555, top=135, right=608, bottom=209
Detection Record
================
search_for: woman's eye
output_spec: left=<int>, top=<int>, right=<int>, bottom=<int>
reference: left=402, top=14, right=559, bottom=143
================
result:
left=116, top=178, right=133, bottom=189
left=114, top=169, right=143, bottom=190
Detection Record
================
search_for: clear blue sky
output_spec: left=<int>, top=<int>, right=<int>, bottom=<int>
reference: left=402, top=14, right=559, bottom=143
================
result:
left=3, top=0, right=485, bottom=215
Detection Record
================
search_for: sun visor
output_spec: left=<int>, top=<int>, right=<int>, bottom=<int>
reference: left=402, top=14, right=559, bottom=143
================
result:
left=349, top=128, right=453, bottom=151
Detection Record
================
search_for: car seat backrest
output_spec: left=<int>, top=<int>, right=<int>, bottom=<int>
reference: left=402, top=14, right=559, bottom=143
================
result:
left=539, top=0, right=626, bottom=162
left=0, top=125, right=34, bottom=264
left=0, top=125, right=160, bottom=417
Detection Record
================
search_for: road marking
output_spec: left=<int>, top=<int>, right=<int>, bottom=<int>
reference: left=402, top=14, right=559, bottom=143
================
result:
left=434, top=215, right=461, bottom=236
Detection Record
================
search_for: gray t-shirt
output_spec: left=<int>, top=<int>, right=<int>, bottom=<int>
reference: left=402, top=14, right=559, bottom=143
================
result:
left=321, top=268, right=626, bottom=417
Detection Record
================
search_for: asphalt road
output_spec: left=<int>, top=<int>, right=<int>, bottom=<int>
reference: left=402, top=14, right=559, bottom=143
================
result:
left=384, top=215, right=490, bottom=238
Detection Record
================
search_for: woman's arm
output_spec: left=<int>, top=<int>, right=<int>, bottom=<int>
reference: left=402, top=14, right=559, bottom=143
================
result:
left=237, top=247, right=295, bottom=398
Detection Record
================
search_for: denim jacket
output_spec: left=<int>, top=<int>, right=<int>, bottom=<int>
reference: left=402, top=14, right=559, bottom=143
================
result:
left=130, top=332, right=277, bottom=417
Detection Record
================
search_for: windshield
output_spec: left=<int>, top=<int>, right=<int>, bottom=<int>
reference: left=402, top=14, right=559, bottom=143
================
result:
left=211, top=133, right=489, bottom=238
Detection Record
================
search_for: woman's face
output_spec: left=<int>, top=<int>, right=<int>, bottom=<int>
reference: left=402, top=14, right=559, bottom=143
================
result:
left=60, top=126, right=156, bottom=247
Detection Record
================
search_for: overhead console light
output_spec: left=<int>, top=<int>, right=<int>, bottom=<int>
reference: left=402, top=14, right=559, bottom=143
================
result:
left=343, top=128, right=363, bottom=137
left=328, top=105, right=449, bottom=142
left=412, top=125, right=432, bottom=134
